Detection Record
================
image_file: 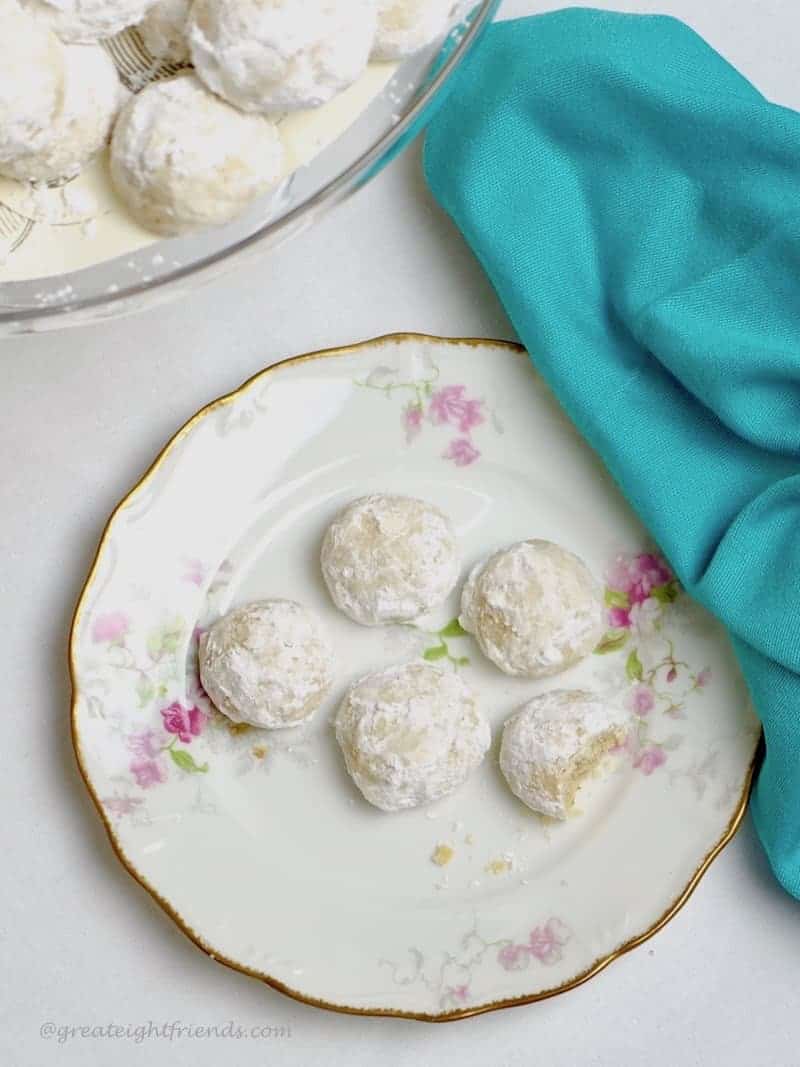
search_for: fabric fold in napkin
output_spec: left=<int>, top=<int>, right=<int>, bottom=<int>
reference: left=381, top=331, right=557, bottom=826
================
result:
left=424, top=7, right=800, bottom=898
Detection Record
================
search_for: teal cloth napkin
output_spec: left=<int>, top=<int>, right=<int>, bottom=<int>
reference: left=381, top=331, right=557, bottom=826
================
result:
left=424, top=7, right=800, bottom=898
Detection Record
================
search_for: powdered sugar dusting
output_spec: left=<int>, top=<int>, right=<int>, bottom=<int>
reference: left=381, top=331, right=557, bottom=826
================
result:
left=199, top=599, right=334, bottom=729
left=189, top=0, right=377, bottom=113
left=110, top=73, right=284, bottom=236
left=0, top=9, right=64, bottom=168
left=321, top=494, right=460, bottom=627
left=373, top=0, right=454, bottom=61
left=138, top=0, right=191, bottom=61
left=335, top=662, right=490, bottom=811
left=500, top=689, right=631, bottom=819
left=460, top=540, right=604, bottom=677
left=2, top=42, right=122, bottom=183
left=22, top=0, right=158, bottom=42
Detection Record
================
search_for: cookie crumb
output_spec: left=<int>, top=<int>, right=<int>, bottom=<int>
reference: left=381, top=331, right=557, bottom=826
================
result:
left=485, top=854, right=514, bottom=876
left=431, top=843, right=455, bottom=867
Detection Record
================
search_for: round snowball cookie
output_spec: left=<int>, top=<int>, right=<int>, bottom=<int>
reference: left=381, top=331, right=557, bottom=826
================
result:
left=335, top=662, right=489, bottom=811
left=138, top=0, right=191, bottom=61
left=321, top=494, right=460, bottom=627
left=0, top=8, right=65, bottom=173
left=189, top=0, right=377, bottom=114
left=1, top=42, right=122, bottom=183
left=372, top=0, right=453, bottom=61
left=110, top=73, right=285, bottom=236
left=22, top=0, right=158, bottom=41
left=460, top=539, right=604, bottom=678
left=500, top=690, right=631, bottom=820
left=199, top=599, right=334, bottom=729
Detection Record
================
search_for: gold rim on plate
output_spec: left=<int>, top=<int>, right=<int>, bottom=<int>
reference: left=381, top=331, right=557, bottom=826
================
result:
left=68, top=332, right=760, bottom=1023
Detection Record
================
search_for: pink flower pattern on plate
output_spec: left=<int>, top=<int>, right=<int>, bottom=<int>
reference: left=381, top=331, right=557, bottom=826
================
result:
left=429, top=385, right=485, bottom=433
left=634, top=747, right=668, bottom=775
left=91, top=611, right=129, bottom=644
left=161, top=702, right=206, bottom=743
left=498, top=918, right=571, bottom=971
left=528, top=918, right=571, bottom=964
left=608, top=605, right=631, bottom=628
left=356, top=366, right=486, bottom=466
left=629, top=684, right=655, bottom=717
left=127, top=729, right=161, bottom=760
left=182, top=558, right=205, bottom=586
left=130, top=758, right=167, bottom=789
left=695, top=668, right=712, bottom=689
left=443, top=437, right=480, bottom=467
left=497, top=943, right=530, bottom=971
left=403, top=403, right=424, bottom=443
left=102, top=795, right=143, bottom=818
left=606, top=552, right=672, bottom=608
left=595, top=550, right=713, bottom=776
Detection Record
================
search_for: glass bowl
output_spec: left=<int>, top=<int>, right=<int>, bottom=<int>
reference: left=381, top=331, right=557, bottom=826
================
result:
left=0, top=1, right=498, bottom=336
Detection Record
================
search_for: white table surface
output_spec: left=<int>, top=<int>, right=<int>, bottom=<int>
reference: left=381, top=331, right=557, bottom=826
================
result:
left=2, top=2, right=799, bottom=1064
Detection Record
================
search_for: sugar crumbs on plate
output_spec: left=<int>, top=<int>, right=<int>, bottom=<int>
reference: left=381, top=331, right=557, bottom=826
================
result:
left=485, top=853, right=515, bottom=876
left=431, top=843, right=455, bottom=867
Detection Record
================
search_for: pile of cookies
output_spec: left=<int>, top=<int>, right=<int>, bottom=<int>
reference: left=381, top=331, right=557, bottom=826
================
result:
left=199, top=494, right=632, bottom=820
left=0, top=1, right=456, bottom=236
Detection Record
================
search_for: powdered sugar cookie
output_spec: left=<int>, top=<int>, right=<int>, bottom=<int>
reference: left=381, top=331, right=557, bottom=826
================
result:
left=189, top=0, right=377, bottom=113
left=22, top=0, right=157, bottom=42
left=110, top=73, right=285, bottom=236
left=500, top=690, right=631, bottom=819
left=321, top=494, right=460, bottom=627
left=460, top=539, right=604, bottom=678
left=199, top=599, right=334, bottom=729
left=0, top=7, right=65, bottom=174
left=335, top=662, right=489, bottom=811
left=1, top=39, right=122, bottom=183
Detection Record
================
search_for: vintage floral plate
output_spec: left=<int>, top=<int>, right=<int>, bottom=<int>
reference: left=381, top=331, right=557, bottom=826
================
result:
left=70, top=334, right=760, bottom=1021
